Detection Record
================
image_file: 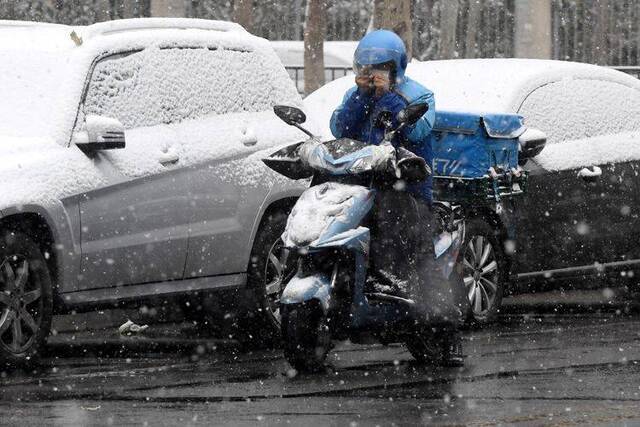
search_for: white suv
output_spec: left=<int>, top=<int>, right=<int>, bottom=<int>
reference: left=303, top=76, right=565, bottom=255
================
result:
left=0, top=18, right=306, bottom=365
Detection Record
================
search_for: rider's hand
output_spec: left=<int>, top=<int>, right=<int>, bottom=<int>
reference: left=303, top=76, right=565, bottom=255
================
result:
left=372, top=70, right=391, bottom=97
left=355, top=73, right=373, bottom=95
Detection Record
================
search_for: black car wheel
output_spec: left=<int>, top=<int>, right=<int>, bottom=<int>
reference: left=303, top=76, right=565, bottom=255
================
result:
left=0, top=230, right=53, bottom=367
left=261, top=236, right=293, bottom=329
left=461, top=218, right=507, bottom=325
left=241, top=210, right=294, bottom=347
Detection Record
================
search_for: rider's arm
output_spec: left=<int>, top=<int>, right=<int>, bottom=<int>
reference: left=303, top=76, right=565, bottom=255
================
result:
left=402, top=92, right=436, bottom=145
left=330, top=86, right=373, bottom=139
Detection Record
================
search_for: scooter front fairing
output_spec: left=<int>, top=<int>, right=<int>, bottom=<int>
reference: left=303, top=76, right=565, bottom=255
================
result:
left=280, top=182, right=375, bottom=309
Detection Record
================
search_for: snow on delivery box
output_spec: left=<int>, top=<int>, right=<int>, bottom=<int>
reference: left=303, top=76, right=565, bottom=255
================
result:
left=430, top=110, right=528, bottom=202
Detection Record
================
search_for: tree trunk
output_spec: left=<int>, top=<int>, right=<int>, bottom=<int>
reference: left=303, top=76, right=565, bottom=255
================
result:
left=592, top=0, right=610, bottom=65
left=465, top=0, right=480, bottom=58
left=438, top=0, right=459, bottom=59
left=304, top=0, right=326, bottom=95
left=94, top=0, right=112, bottom=22
left=293, top=0, right=303, bottom=40
left=233, top=0, right=253, bottom=33
left=514, top=0, right=552, bottom=59
left=150, top=0, right=186, bottom=17
left=372, top=0, right=413, bottom=60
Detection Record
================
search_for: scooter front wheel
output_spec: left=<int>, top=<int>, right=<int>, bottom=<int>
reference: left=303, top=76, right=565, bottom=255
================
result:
left=281, top=300, right=332, bottom=373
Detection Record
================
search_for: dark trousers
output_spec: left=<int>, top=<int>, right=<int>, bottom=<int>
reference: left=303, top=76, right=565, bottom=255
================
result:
left=370, top=190, right=465, bottom=328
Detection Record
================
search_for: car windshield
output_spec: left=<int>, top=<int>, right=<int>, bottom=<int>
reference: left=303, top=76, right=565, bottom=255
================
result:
left=0, top=31, right=71, bottom=139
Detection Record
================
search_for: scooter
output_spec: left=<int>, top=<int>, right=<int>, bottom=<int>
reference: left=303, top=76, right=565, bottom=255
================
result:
left=263, top=104, right=465, bottom=372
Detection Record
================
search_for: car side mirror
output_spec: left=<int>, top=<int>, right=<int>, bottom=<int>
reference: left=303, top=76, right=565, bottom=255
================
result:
left=74, top=115, right=126, bottom=153
left=274, top=105, right=307, bottom=126
left=397, top=103, right=429, bottom=126
left=518, top=127, right=547, bottom=166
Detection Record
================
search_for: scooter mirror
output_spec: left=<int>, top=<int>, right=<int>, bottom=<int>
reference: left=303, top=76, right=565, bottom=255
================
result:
left=274, top=105, right=307, bottom=126
left=397, top=103, right=429, bottom=125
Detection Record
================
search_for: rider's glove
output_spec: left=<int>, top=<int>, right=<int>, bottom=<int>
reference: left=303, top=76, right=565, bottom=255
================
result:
left=298, top=138, right=326, bottom=169
left=371, top=143, right=399, bottom=176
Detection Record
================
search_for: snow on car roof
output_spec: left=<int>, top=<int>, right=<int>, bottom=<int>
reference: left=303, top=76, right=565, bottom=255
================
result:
left=0, top=18, right=246, bottom=51
left=0, top=18, right=269, bottom=142
left=408, top=58, right=640, bottom=113
left=304, top=58, right=640, bottom=139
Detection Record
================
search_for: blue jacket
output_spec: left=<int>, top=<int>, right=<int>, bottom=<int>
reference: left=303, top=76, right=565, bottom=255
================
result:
left=330, top=76, right=436, bottom=202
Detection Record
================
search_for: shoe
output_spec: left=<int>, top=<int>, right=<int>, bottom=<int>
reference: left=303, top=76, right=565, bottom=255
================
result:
left=439, top=333, right=464, bottom=367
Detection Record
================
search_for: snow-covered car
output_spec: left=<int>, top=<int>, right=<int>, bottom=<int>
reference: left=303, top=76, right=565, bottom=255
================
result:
left=304, top=58, right=640, bottom=323
left=0, top=18, right=308, bottom=365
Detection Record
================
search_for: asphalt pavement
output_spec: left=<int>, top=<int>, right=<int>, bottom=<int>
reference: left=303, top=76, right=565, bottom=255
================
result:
left=2, top=289, right=640, bottom=426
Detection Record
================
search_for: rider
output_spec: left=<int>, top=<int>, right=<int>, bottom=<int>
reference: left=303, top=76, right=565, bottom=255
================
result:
left=330, top=30, right=464, bottom=366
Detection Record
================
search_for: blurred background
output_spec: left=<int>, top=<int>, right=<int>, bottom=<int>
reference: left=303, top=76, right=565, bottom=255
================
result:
left=2, top=0, right=638, bottom=93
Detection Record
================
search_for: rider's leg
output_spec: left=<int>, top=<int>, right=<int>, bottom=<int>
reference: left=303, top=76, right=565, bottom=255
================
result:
left=410, top=198, right=466, bottom=366
left=369, top=190, right=417, bottom=296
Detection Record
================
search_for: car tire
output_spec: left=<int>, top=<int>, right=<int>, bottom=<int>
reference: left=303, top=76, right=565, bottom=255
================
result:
left=460, top=217, right=507, bottom=325
left=0, top=229, right=53, bottom=368
left=238, top=210, right=293, bottom=348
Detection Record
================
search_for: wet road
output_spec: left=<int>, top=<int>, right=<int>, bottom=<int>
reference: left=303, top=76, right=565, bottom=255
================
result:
left=3, top=291, right=640, bottom=426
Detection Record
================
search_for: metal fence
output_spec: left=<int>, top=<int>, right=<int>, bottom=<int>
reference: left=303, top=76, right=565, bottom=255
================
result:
left=611, top=66, right=640, bottom=79
left=285, top=66, right=354, bottom=95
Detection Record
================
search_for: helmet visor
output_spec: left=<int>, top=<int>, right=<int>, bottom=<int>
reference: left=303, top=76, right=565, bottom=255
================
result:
left=353, top=47, right=403, bottom=74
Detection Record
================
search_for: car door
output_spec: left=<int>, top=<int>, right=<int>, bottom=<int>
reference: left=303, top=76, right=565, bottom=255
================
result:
left=75, top=49, right=193, bottom=289
left=515, top=78, right=640, bottom=278
left=146, top=46, right=303, bottom=278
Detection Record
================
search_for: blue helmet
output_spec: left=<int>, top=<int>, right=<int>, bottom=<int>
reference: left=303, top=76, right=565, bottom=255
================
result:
left=353, top=30, right=408, bottom=79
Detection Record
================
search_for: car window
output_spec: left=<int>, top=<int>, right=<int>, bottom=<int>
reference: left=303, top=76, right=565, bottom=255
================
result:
left=84, top=46, right=296, bottom=129
left=518, top=79, right=640, bottom=146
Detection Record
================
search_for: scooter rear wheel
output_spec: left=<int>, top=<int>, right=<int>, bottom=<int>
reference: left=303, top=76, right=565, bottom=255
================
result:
left=405, top=331, right=444, bottom=364
left=282, top=300, right=331, bottom=373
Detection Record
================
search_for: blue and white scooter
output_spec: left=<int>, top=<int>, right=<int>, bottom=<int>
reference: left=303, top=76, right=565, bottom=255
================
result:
left=263, top=104, right=464, bottom=372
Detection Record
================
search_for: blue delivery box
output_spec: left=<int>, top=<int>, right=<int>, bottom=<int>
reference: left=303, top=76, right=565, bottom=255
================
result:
left=430, top=110, right=528, bottom=202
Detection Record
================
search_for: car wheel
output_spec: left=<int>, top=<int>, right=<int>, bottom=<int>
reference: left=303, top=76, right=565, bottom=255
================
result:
left=461, top=218, right=507, bottom=325
left=0, top=230, right=53, bottom=367
left=241, top=210, right=294, bottom=347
